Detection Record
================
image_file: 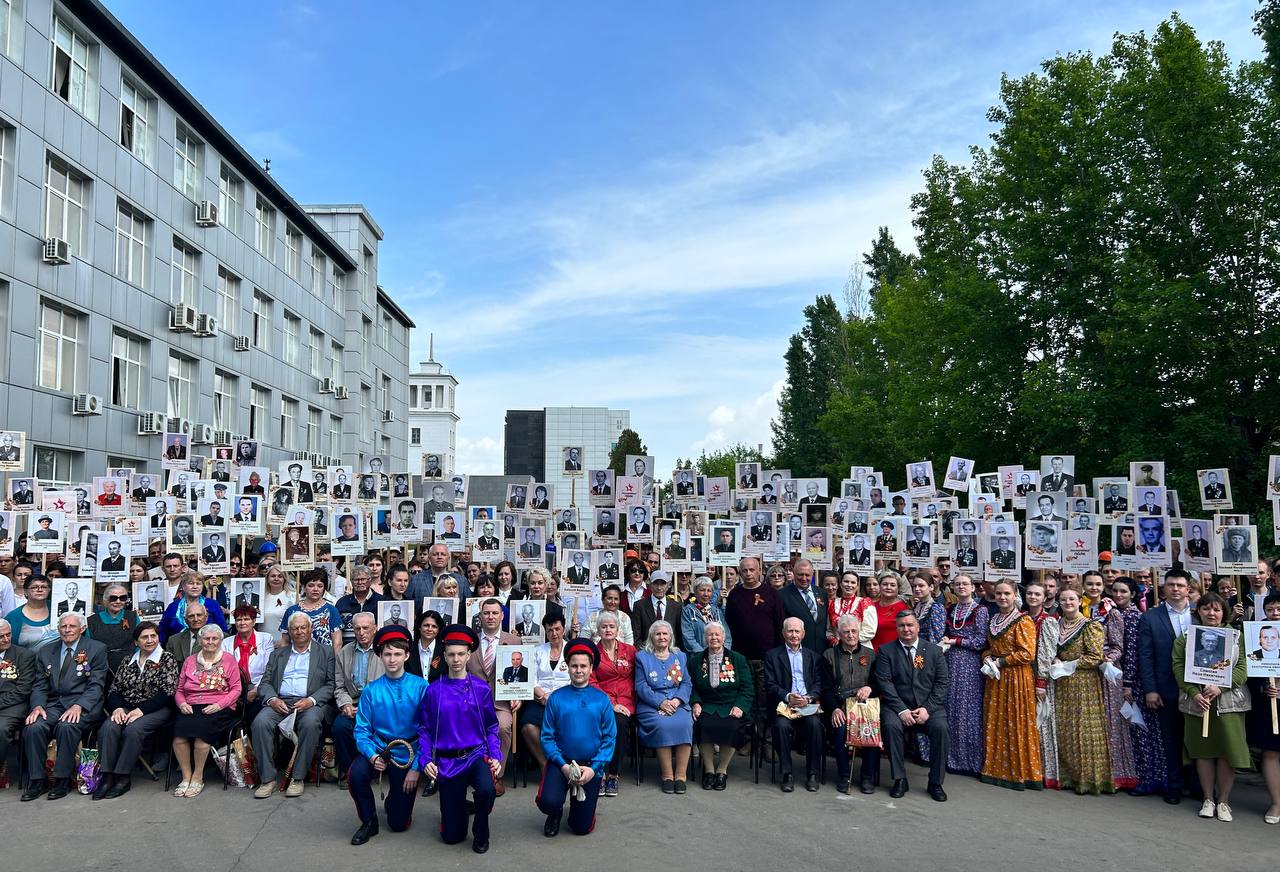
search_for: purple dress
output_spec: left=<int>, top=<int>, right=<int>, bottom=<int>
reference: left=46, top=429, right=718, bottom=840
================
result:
left=418, top=674, right=503, bottom=779
left=1120, top=605, right=1167, bottom=792
left=1102, top=607, right=1137, bottom=789
left=944, top=601, right=988, bottom=775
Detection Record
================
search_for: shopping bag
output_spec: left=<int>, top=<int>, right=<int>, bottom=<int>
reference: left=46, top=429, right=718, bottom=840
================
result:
left=232, top=731, right=259, bottom=787
left=75, top=746, right=100, bottom=794
left=845, top=698, right=882, bottom=749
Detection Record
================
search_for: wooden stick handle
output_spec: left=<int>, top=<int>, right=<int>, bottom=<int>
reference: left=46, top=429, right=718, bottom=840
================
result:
left=1272, top=678, right=1278, bottom=736
left=1202, top=707, right=1211, bottom=738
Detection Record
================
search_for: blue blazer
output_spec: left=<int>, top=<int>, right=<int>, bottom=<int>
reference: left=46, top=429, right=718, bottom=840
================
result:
left=1137, top=604, right=1181, bottom=700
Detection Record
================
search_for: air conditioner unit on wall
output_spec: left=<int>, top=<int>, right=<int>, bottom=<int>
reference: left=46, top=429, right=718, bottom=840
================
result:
left=43, top=237, right=70, bottom=264
left=194, top=314, right=217, bottom=337
left=334, top=386, right=349, bottom=400
left=72, top=393, right=102, bottom=415
left=195, top=200, right=218, bottom=227
left=167, top=417, right=192, bottom=436
left=213, top=429, right=233, bottom=446
left=137, top=412, right=165, bottom=435
left=169, top=304, right=197, bottom=332
left=192, top=423, right=214, bottom=444
left=234, top=336, right=251, bottom=352
left=319, top=377, right=335, bottom=394
left=382, top=409, right=394, bottom=423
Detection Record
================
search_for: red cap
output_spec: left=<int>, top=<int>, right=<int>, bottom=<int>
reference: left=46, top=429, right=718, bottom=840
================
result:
left=1098, top=550, right=1113, bottom=563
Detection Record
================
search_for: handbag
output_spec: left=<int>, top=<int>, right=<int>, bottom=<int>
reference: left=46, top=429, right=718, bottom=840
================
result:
left=231, top=730, right=259, bottom=787
left=844, top=698, right=882, bottom=749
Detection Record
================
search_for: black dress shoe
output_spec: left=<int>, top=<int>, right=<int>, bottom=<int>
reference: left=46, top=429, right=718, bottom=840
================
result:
left=702, top=772, right=714, bottom=790
left=889, top=778, right=909, bottom=798
left=472, top=838, right=489, bottom=854
left=543, top=815, right=561, bottom=837
left=105, top=778, right=132, bottom=800
left=46, top=780, right=69, bottom=801
left=927, top=783, right=947, bottom=802
left=674, top=780, right=687, bottom=794
left=781, top=774, right=795, bottom=793
left=351, top=818, right=380, bottom=846
left=837, top=779, right=851, bottom=794
left=1163, top=791, right=1182, bottom=805
left=714, top=773, right=727, bottom=791
left=20, top=780, right=47, bottom=802
left=805, top=774, right=819, bottom=793
left=859, top=778, right=876, bottom=795
left=92, top=774, right=116, bottom=800
left=661, top=779, right=675, bottom=794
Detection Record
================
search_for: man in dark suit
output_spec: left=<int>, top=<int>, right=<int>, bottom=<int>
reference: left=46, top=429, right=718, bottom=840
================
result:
left=1041, top=456, right=1074, bottom=493
left=21, top=614, right=109, bottom=800
left=201, top=533, right=226, bottom=565
left=56, top=581, right=86, bottom=617
left=285, top=464, right=314, bottom=503
left=778, top=560, right=828, bottom=654
left=750, top=512, right=772, bottom=542
left=332, top=472, right=352, bottom=500
left=0, top=432, right=20, bottom=463
left=597, top=551, right=619, bottom=581
left=165, top=437, right=186, bottom=460
left=200, top=500, right=226, bottom=528
left=989, top=536, right=1016, bottom=570
left=739, top=469, right=758, bottom=489
left=164, top=603, right=208, bottom=661
left=847, top=534, right=871, bottom=566
left=513, top=604, right=540, bottom=639
left=564, top=448, right=581, bottom=472
left=566, top=553, right=591, bottom=585
left=1185, top=524, right=1211, bottom=559
left=518, top=530, right=541, bottom=559
left=1137, top=490, right=1162, bottom=516
left=764, top=618, right=828, bottom=792
left=874, top=610, right=949, bottom=800
left=1103, top=484, right=1128, bottom=513
left=1137, top=569, right=1193, bottom=804
left=629, top=573, right=681, bottom=647
left=10, top=479, right=34, bottom=505
left=99, top=540, right=127, bottom=573
left=590, top=472, right=611, bottom=496
left=501, top=651, right=529, bottom=683
left=476, top=522, right=500, bottom=551
left=675, top=471, right=694, bottom=496
left=556, top=510, right=577, bottom=531
left=0, top=626, right=37, bottom=775
left=131, top=475, right=156, bottom=501
left=235, top=580, right=260, bottom=611
left=1202, top=472, right=1226, bottom=502
left=251, top=612, right=337, bottom=798
left=595, top=511, right=616, bottom=537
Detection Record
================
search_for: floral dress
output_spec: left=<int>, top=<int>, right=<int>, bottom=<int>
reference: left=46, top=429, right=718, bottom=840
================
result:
left=1101, top=606, right=1138, bottom=789
left=1053, top=618, right=1114, bottom=794
left=980, top=612, right=1043, bottom=789
left=943, top=601, right=988, bottom=774
left=1034, top=614, right=1060, bottom=788
left=1121, top=603, right=1167, bottom=792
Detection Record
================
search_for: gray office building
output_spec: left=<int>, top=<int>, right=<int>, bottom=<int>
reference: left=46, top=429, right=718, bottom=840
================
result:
left=0, top=0, right=414, bottom=488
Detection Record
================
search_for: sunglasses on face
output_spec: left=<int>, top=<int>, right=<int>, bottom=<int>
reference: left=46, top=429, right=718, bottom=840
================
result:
left=106, top=595, right=128, bottom=603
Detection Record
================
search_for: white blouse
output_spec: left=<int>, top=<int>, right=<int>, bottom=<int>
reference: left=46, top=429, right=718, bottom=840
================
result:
left=221, top=630, right=276, bottom=687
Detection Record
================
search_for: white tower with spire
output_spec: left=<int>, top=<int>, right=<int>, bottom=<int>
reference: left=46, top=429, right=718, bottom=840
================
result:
left=407, top=334, right=460, bottom=475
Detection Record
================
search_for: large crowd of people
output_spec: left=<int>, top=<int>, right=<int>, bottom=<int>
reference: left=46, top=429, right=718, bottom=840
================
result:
left=0, top=452, right=1277, bottom=851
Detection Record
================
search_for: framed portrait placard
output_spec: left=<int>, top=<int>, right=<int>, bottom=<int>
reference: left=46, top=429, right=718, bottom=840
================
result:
left=1244, top=622, right=1280, bottom=679
left=1183, top=625, right=1239, bottom=687
left=0, top=430, right=26, bottom=472
left=1215, top=524, right=1258, bottom=575
left=495, top=644, right=536, bottom=701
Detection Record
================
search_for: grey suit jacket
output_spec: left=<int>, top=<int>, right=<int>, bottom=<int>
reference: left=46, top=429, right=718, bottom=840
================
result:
left=257, top=642, right=336, bottom=710
left=334, top=644, right=385, bottom=709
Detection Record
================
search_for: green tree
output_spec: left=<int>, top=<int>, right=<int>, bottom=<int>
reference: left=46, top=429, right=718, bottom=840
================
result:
left=694, top=443, right=770, bottom=481
left=771, top=295, right=844, bottom=485
left=607, top=429, right=648, bottom=477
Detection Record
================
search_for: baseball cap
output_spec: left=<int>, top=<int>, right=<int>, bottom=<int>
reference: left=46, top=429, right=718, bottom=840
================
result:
left=649, top=571, right=671, bottom=584
left=259, top=541, right=278, bottom=554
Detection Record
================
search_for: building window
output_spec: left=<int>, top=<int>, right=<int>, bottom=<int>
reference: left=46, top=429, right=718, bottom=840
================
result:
left=250, top=385, right=269, bottom=441
left=51, top=16, right=95, bottom=120
left=409, top=385, right=417, bottom=407
left=381, top=375, right=391, bottom=411
left=332, top=267, right=343, bottom=309
left=45, top=155, right=88, bottom=255
left=361, top=318, right=372, bottom=360
left=360, top=386, right=371, bottom=440
left=173, top=125, right=201, bottom=200
left=330, top=341, right=342, bottom=383
left=38, top=301, right=81, bottom=392
left=254, top=196, right=275, bottom=259
left=110, top=330, right=144, bottom=409
left=283, top=312, right=300, bottom=366
left=0, top=0, right=12, bottom=61
left=448, top=387, right=454, bottom=410
left=0, top=281, right=9, bottom=378
left=34, top=445, right=76, bottom=486
left=361, top=247, right=373, bottom=294
left=380, top=313, right=391, bottom=350
left=170, top=237, right=199, bottom=306
left=114, top=201, right=149, bottom=287
left=285, top=225, right=302, bottom=279
left=309, top=328, right=323, bottom=377
left=311, top=250, right=326, bottom=298
left=252, top=292, right=271, bottom=348
left=0, top=123, right=11, bottom=219
left=216, top=267, right=239, bottom=334
left=328, top=416, right=341, bottom=458
left=218, top=164, right=241, bottom=233
left=119, top=78, right=152, bottom=164
left=213, top=370, right=236, bottom=432
left=166, top=353, right=194, bottom=420
left=410, top=427, right=420, bottom=446
left=422, top=385, right=433, bottom=408
left=280, top=397, right=297, bottom=450
left=306, top=407, right=321, bottom=452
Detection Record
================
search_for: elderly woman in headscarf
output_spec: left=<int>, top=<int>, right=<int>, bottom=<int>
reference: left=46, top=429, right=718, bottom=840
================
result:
left=689, top=621, right=752, bottom=790
left=681, top=577, right=733, bottom=654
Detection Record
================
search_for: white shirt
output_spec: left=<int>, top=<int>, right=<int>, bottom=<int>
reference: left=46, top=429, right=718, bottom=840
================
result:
left=279, top=644, right=312, bottom=699
left=786, top=646, right=808, bottom=697
left=1166, top=602, right=1192, bottom=638
left=130, top=646, right=164, bottom=668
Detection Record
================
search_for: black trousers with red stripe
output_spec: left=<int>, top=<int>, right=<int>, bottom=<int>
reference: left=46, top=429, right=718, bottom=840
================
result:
left=537, top=763, right=601, bottom=835
left=437, top=756, right=496, bottom=844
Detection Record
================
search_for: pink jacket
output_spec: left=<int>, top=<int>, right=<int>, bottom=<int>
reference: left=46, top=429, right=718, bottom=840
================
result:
left=175, top=651, right=242, bottom=709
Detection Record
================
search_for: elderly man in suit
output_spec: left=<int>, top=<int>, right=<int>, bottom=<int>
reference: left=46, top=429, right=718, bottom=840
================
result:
left=1138, top=568, right=1195, bottom=804
left=630, top=572, right=682, bottom=648
left=252, top=611, right=336, bottom=798
left=332, top=613, right=384, bottom=785
left=164, top=602, right=208, bottom=662
left=779, top=559, right=828, bottom=654
left=0, top=619, right=38, bottom=774
left=764, top=617, right=828, bottom=792
left=468, top=598, right=521, bottom=792
left=21, top=613, right=109, bottom=800
left=874, top=610, right=950, bottom=801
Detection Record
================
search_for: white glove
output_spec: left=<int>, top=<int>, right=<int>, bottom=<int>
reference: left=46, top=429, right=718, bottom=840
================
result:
left=567, top=761, right=586, bottom=801
left=1100, top=662, right=1122, bottom=686
left=980, top=657, right=1002, bottom=681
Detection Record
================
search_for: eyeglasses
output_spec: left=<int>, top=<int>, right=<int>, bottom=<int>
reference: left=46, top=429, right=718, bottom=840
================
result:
left=106, top=595, right=128, bottom=603
left=629, top=569, right=645, bottom=575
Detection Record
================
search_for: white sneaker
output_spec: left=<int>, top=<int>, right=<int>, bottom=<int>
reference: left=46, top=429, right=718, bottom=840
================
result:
left=1216, top=803, right=1233, bottom=822
left=1198, top=798, right=1216, bottom=818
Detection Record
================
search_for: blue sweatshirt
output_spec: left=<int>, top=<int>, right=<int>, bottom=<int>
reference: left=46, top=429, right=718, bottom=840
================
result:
left=541, top=682, right=617, bottom=774
left=355, top=672, right=430, bottom=770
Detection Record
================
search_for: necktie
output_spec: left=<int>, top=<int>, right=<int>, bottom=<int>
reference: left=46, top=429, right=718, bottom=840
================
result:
left=654, top=600, right=662, bottom=622
left=484, top=637, right=496, bottom=675
left=59, top=645, right=74, bottom=681
left=803, top=589, right=817, bottom=620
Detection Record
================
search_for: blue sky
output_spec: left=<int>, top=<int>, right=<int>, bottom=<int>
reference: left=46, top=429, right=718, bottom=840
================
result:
left=111, top=0, right=1262, bottom=474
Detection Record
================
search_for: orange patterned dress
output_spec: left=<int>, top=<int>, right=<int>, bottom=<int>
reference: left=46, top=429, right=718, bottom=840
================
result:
left=980, top=612, right=1044, bottom=790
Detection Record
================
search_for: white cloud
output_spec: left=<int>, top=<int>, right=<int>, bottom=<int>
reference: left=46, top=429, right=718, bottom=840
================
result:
left=691, top=379, right=785, bottom=456
left=456, top=434, right=502, bottom=475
